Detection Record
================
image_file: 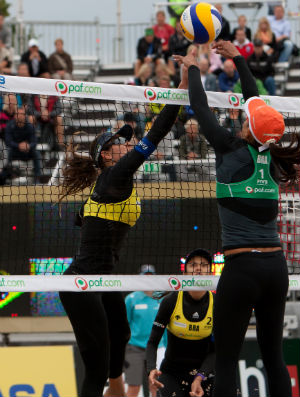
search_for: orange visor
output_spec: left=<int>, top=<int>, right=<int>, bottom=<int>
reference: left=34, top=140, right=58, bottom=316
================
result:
left=244, top=97, right=285, bottom=149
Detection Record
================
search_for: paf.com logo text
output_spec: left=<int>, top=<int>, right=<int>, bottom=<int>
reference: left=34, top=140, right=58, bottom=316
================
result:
left=75, top=277, right=122, bottom=290
left=168, top=277, right=213, bottom=290
left=55, top=81, right=101, bottom=95
left=144, top=88, right=188, bottom=102
left=228, top=94, right=270, bottom=107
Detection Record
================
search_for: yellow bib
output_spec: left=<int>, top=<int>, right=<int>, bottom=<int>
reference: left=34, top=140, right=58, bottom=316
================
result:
left=83, top=185, right=141, bottom=227
left=167, top=291, right=213, bottom=340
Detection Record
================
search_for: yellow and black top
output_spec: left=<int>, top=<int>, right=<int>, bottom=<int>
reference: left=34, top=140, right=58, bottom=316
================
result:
left=84, top=183, right=141, bottom=227
left=146, top=291, right=215, bottom=376
left=167, top=291, right=213, bottom=340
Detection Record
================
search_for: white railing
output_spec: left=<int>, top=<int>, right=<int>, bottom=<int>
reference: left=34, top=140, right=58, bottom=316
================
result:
left=8, top=15, right=300, bottom=65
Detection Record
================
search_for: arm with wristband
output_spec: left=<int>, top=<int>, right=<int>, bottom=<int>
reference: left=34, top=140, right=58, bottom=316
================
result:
left=107, top=72, right=188, bottom=183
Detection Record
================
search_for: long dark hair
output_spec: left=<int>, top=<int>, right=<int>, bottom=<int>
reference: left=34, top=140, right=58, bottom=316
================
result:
left=269, top=133, right=300, bottom=185
left=58, top=133, right=104, bottom=202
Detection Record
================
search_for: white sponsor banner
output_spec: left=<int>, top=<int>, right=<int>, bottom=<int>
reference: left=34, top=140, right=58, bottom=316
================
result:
left=0, top=274, right=299, bottom=292
left=0, top=74, right=299, bottom=113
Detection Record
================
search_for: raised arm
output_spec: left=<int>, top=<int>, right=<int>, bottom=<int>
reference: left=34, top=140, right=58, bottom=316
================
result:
left=174, top=50, right=235, bottom=152
left=109, top=71, right=188, bottom=181
left=213, top=40, right=259, bottom=101
left=173, top=42, right=259, bottom=152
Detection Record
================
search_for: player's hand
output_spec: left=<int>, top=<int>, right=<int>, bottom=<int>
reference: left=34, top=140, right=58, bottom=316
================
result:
left=149, top=369, right=164, bottom=389
left=212, top=40, right=240, bottom=59
left=190, top=377, right=204, bottom=397
left=178, top=64, right=189, bottom=89
left=173, top=47, right=198, bottom=68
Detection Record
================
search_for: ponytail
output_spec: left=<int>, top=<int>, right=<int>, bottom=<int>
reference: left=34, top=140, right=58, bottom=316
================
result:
left=58, top=133, right=98, bottom=202
left=269, top=133, right=300, bottom=185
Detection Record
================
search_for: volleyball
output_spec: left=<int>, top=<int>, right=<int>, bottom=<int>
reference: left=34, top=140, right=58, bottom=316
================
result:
left=180, top=2, right=222, bottom=44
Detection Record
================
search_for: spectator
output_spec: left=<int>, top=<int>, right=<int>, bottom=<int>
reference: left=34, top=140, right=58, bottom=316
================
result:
left=268, top=5, right=294, bottom=62
left=48, top=38, right=73, bottom=80
left=169, top=19, right=190, bottom=57
left=222, top=108, right=246, bottom=137
left=198, top=58, right=218, bottom=91
left=254, top=17, right=278, bottom=59
left=21, top=39, right=48, bottom=77
left=214, top=4, right=231, bottom=41
left=267, top=0, right=284, bottom=15
left=233, top=28, right=254, bottom=59
left=124, top=112, right=143, bottom=140
left=11, top=63, right=33, bottom=112
left=0, top=39, right=11, bottom=74
left=149, top=74, right=172, bottom=115
left=135, top=28, right=163, bottom=77
left=155, top=128, right=176, bottom=161
left=5, top=106, right=41, bottom=182
left=153, top=63, right=175, bottom=86
left=179, top=118, right=207, bottom=159
left=134, top=64, right=153, bottom=86
left=218, top=59, right=239, bottom=92
left=27, top=74, right=64, bottom=149
left=0, top=93, right=16, bottom=142
left=169, top=19, right=190, bottom=78
left=198, top=42, right=223, bottom=75
left=234, top=77, right=268, bottom=95
left=167, top=0, right=190, bottom=27
left=17, top=62, right=30, bottom=77
left=0, top=14, right=11, bottom=48
left=146, top=115, right=177, bottom=162
left=0, top=63, right=31, bottom=138
left=153, top=10, right=175, bottom=62
left=231, top=15, right=252, bottom=41
left=124, top=265, right=166, bottom=397
left=247, top=38, right=276, bottom=95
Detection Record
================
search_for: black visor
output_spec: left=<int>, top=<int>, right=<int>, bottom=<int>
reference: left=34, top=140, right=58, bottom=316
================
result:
left=92, top=124, right=134, bottom=167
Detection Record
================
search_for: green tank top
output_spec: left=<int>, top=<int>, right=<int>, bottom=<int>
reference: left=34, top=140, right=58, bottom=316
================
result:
left=216, top=145, right=279, bottom=200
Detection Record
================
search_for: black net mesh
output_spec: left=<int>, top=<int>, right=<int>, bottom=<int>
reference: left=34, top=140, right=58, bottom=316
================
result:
left=0, top=89, right=299, bottom=277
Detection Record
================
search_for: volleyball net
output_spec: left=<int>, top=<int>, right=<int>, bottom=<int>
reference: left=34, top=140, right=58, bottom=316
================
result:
left=0, top=75, right=300, bottom=292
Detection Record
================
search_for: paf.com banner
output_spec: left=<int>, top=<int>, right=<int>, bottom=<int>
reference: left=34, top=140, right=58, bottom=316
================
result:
left=0, top=346, right=77, bottom=397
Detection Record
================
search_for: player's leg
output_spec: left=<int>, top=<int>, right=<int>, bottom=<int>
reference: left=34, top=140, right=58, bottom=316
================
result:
left=124, top=344, right=145, bottom=397
left=103, top=292, right=131, bottom=397
left=255, top=251, right=292, bottom=397
left=213, top=254, right=258, bottom=397
left=59, top=290, right=110, bottom=397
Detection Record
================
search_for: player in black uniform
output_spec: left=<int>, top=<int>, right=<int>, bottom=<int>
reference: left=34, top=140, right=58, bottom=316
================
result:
left=146, top=249, right=215, bottom=397
left=173, top=41, right=300, bottom=396
left=58, top=71, right=188, bottom=397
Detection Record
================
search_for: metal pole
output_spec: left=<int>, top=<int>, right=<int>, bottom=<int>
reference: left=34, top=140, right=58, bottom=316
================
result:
left=95, top=17, right=100, bottom=63
left=116, top=0, right=122, bottom=63
left=17, top=0, right=24, bottom=55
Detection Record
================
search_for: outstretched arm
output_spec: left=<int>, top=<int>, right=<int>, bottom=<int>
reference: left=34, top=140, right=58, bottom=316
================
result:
left=173, top=49, right=236, bottom=153
left=213, top=40, right=259, bottom=101
left=110, top=69, right=188, bottom=179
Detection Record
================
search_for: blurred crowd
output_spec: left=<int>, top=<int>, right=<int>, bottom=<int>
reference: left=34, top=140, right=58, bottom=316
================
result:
left=133, top=5, right=297, bottom=95
left=0, top=11, right=74, bottom=184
